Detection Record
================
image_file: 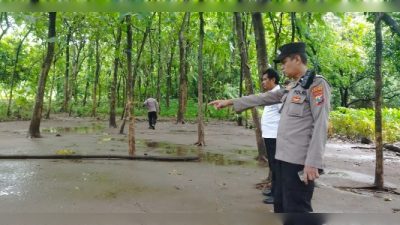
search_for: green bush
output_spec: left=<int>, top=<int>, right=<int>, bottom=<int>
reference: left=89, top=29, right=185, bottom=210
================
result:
left=330, top=107, right=400, bottom=143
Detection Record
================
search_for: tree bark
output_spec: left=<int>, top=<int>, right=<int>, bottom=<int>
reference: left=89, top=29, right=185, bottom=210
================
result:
left=234, top=12, right=265, bottom=160
left=28, top=12, right=56, bottom=138
left=381, top=13, right=400, bottom=37
left=374, top=12, right=384, bottom=190
left=290, top=12, right=296, bottom=42
left=125, top=15, right=135, bottom=156
left=177, top=12, right=190, bottom=124
left=91, top=34, right=100, bottom=117
left=166, top=44, right=175, bottom=108
left=109, top=22, right=122, bottom=128
left=62, top=24, right=72, bottom=112
left=69, top=38, right=86, bottom=116
left=196, top=12, right=205, bottom=146
left=156, top=12, right=162, bottom=107
left=251, top=12, right=269, bottom=91
left=46, top=55, right=58, bottom=119
left=0, top=12, right=11, bottom=41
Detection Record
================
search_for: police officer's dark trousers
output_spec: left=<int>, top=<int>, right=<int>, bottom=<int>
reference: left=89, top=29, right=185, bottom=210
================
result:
left=264, top=138, right=277, bottom=196
left=274, top=160, right=324, bottom=225
left=147, top=111, right=157, bottom=128
left=274, top=160, right=314, bottom=213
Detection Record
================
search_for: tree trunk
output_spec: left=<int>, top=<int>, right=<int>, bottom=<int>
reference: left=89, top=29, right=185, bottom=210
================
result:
left=91, top=34, right=100, bottom=117
left=7, top=28, right=31, bottom=117
left=156, top=12, right=162, bottom=107
left=290, top=12, right=296, bottom=42
left=268, top=12, right=283, bottom=69
left=251, top=12, right=269, bottom=91
left=251, top=12, right=268, bottom=159
left=0, top=12, right=11, bottom=41
left=196, top=12, right=205, bottom=146
left=69, top=39, right=86, bottom=116
left=177, top=12, right=190, bottom=124
left=28, top=12, right=56, bottom=138
left=374, top=13, right=384, bottom=190
left=123, top=15, right=135, bottom=156
left=166, top=44, right=175, bottom=108
left=109, top=22, right=122, bottom=128
left=234, top=12, right=265, bottom=160
left=62, top=25, right=72, bottom=112
left=46, top=56, right=57, bottom=119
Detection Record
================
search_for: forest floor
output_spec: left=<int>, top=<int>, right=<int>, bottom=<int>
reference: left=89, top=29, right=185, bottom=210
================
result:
left=0, top=114, right=399, bottom=224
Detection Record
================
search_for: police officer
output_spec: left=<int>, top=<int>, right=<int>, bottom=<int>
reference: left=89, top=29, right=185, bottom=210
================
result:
left=209, top=42, right=331, bottom=216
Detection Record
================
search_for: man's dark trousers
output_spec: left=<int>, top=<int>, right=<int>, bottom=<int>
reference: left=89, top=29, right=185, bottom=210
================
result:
left=264, top=138, right=277, bottom=196
left=148, top=111, right=157, bottom=128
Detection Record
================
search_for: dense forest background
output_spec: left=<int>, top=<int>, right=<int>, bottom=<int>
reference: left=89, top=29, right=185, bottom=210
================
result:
left=0, top=12, right=399, bottom=142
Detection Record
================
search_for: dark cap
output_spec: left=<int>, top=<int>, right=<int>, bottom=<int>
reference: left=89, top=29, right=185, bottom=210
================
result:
left=273, top=42, right=306, bottom=63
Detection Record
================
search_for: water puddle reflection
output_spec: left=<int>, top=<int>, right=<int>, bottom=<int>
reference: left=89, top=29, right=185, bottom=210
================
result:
left=141, top=140, right=257, bottom=166
left=42, top=123, right=104, bottom=134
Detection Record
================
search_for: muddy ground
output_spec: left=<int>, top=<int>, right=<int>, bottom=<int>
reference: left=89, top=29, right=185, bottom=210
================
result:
left=0, top=114, right=399, bottom=224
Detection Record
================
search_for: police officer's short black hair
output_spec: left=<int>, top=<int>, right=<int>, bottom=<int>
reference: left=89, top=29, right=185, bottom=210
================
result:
left=263, top=68, right=280, bottom=85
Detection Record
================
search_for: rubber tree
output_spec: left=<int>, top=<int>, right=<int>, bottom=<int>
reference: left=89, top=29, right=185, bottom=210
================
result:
left=234, top=12, right=265, bottom=160
left=195, top=12, right=205, bottom=146
left=176, top=12, right=190, bottom=124
left=28, top=12, right=56, bottom=138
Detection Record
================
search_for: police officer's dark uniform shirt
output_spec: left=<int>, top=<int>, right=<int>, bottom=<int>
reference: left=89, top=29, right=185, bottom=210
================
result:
left=232, top=76, right=331, bottom=169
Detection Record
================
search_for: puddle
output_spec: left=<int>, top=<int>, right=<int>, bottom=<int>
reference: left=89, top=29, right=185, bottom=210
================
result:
left=42, top=123, right=104, bottom=134
left=141, top=140, right=257, bottom=166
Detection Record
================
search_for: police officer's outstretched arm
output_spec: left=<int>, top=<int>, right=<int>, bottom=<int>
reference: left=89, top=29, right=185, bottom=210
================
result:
left=303, top=78, right=331, bottom=184
left=209, top=89, right=284, bottom=113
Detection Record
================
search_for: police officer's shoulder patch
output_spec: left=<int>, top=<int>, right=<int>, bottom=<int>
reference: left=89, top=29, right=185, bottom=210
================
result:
left=312, top=85, right=324, bottom=106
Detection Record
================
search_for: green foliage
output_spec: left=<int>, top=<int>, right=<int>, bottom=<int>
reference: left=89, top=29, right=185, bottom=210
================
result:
left=330, top=107, right=400, bottom=143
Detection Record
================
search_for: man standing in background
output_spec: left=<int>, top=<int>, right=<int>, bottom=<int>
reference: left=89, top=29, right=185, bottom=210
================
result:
left=260, top=68, right=282, bottom=205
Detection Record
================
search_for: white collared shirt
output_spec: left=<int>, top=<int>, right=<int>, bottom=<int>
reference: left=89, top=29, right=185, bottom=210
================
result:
left=261, top=85, right=282, bottom=138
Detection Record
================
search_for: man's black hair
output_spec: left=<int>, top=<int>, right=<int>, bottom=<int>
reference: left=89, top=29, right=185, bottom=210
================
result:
left=288, top=53, right=308, bottom=65
left=263, top=68, right=280, bottom=85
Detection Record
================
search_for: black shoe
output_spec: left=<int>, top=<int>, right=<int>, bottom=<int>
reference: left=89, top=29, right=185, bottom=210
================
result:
left=262, top=189, right=272, bottom=197
left=263, top=196, right=274, bottom=204
left=151, top=125, right=155, bottom=130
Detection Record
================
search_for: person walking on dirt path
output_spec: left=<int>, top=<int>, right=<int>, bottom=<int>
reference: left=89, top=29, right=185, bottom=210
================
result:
left=260, top=68, right=282, bottom=205
left=143, top=97, right=159, bottom=130
left=209, top=42, right=331, bottom=218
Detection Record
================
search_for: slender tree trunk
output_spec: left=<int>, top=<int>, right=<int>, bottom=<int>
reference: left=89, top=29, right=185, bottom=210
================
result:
left=166, top=44, right=175, bottom=108
left=28, top=12, right=56, bottom=138
left=374, top=13, right=384, bottom=189
left=290, top=12, right=296, bottom=42
left=268, top=12, right=283, bottom=69
left=69, top=40, right=85, bottom=116
left=251, top=12, right=268, bottom=159
left=91, top=35, right=100, bottom=117
left=177, top=12, right=190, bottom=124
left=82, top=44, right=93, bottom=107
left=252, top=12, right=269, bottom=90
left=0, top=12, right=11, bottom=41
left=62, top=25, right=72, bottom=112
left=126, top=15, right=135, bottom=156
left=7, top=28, right=31, bottom=117
left=109, top=23, right=122, bottom=128
left=46, top=56, right=57, bottom=119
left=235, top=12, right=265, bottom=159
left=196, top=12, right=205, bottom=146
left=157, top=12, right=162, bottom=107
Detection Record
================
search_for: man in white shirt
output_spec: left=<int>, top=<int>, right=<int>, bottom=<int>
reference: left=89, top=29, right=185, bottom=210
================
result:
left=143, top=97, right=159, bottom=129
left=260, top=68, right=282, bottom=204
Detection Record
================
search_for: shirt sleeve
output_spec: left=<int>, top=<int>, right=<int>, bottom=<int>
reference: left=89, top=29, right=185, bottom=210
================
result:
left=305, top=78, right=331, bottom=168
left=232, top=89, right=285, bottom=113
